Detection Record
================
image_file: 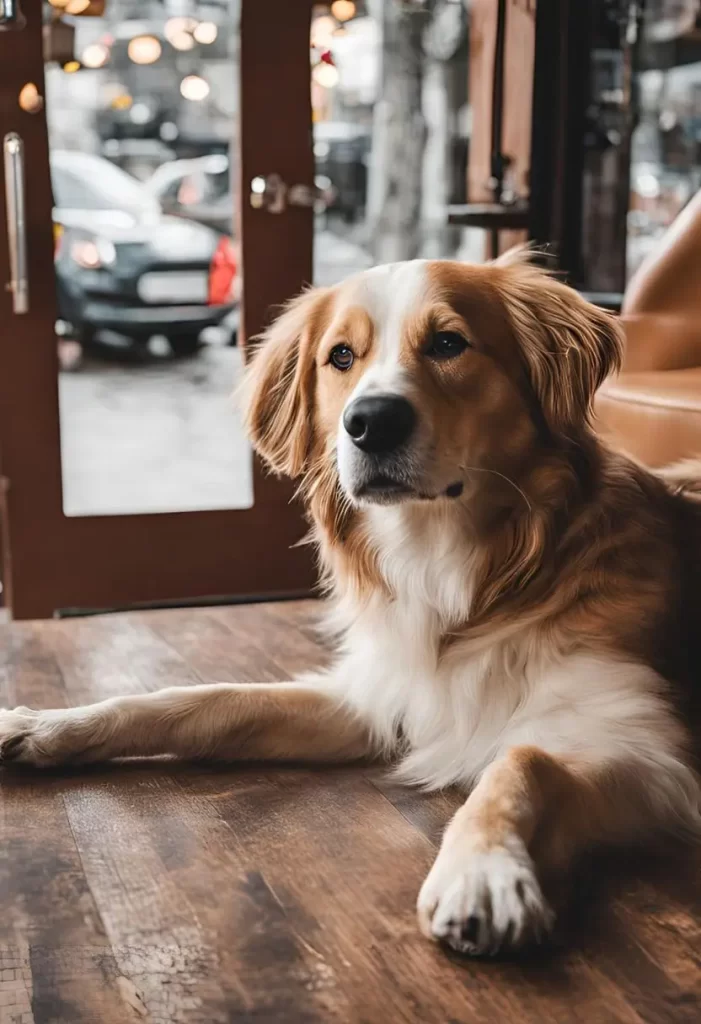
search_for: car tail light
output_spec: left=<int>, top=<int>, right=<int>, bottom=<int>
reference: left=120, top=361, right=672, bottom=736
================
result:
left=208, top=235, right=237, bottom=305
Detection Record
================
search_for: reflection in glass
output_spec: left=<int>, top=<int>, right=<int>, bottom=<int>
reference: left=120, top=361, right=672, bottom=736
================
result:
left=45, top=0, right=252, bottom=516
left=627, top=2, right=701, bottom=281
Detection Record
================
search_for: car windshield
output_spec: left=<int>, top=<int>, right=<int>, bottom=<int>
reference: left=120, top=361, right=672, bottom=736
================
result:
left=176, top=169, right=230, bottom=207
left=51, top=156, right=158, bottom=217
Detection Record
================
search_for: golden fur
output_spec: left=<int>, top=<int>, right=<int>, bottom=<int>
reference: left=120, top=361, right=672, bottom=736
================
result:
left=2, top=252, right=700, bottom=957
left=245, top=254, right=697, bottom=671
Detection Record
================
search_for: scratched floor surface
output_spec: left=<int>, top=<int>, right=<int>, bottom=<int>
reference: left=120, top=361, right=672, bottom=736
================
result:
left=1, top=600, right=700, bottom=1023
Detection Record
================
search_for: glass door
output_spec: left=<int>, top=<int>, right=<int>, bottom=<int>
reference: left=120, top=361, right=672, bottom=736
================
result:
left=0, top=0, right=316, bottom=618
left=45, top=2, right=250, bottom=517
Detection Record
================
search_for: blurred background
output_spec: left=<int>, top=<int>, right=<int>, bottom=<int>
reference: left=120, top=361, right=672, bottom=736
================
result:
left=41, top=0, right=476, bottom=517
left=39, top=0, right=701, bottom=517
left=4, top=0, right=701, bottom=615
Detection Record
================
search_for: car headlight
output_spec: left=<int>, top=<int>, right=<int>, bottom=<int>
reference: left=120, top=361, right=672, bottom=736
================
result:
left=70, top=238, right=117, bottom=270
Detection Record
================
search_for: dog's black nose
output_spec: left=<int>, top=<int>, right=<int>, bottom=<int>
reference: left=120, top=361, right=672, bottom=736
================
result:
left=343, top=395, right=417, bottom=454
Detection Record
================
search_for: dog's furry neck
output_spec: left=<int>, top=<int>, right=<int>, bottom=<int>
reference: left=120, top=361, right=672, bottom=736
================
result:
left=308, top=426, right=605, bottom=631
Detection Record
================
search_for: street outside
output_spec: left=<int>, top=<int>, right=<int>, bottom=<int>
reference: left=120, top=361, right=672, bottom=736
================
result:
left=60, top=345, right=252, bottom=517
left=47, top=1, right=473, bottom=518
left=58, top=230, right=372, bottom=517
left=41, top=1, right=691, bottom=519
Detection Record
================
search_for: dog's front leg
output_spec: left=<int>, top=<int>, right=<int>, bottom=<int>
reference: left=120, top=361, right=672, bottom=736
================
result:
left=417, top=745, right=558, bottom=954
left=417, top=741, right=700, bottom=956
left=0, top=681, right=372, bottom=767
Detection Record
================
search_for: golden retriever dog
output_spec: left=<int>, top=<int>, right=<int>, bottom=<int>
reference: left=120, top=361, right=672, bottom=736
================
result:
left=2, top=251, right=701, bottom=956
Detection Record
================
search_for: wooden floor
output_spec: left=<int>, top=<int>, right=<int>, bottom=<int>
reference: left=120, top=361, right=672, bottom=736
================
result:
left=1, top=600, right=700, bottom=1023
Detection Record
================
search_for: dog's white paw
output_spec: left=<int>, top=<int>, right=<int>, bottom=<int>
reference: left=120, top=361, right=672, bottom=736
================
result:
left=0, top=707, right=46, bottom=765
left=0, top=706, right=97, bottom=767
left=417, top=838, right=553, bottom=956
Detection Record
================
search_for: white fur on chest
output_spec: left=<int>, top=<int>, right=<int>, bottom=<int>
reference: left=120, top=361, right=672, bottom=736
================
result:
left=338, top=597, right=523, bottom=789
left=327, top=507, right=679, bottom=793
left=332, top=506, right=525, bottom=789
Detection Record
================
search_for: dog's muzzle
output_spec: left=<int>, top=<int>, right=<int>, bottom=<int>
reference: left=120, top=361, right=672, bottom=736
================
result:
left=343, top=394, right=417, bottom=455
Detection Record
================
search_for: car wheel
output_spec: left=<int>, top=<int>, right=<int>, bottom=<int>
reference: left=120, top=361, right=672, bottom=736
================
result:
left=168, top=333, right=202, bottom=357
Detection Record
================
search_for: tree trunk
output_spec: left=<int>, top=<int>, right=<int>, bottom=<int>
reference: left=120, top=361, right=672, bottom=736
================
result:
left=366, top=0, right=430, bottom=262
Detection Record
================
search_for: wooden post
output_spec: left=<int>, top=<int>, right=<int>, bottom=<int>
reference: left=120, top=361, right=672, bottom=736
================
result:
left=467, top=0, right=536, bottom=256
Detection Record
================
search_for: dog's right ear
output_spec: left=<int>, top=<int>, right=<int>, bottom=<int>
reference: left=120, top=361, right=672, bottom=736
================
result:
left=242, top=287, right=331, bottom=478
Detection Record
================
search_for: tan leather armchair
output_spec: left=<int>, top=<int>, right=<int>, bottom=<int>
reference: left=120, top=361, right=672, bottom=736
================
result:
left=596, top=189, right=701, bottom=467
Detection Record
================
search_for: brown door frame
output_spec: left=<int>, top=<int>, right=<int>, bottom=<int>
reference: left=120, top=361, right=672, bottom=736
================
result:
left=0, top=0, right=316, bottom=619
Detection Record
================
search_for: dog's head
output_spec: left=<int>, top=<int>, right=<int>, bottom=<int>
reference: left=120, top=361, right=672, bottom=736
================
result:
left=243, top=252, right=622, bottom=515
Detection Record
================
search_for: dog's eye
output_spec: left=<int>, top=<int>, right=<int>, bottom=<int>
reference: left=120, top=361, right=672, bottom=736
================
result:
left=425, top=331, right=469, bottom=360
left=329, top=344, right=355, bottom=371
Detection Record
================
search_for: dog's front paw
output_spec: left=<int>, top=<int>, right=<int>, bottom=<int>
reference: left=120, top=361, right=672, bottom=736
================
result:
left=417, top=838, right=553, bottom=956
left=0, top=706, right=98, bottom=767
left=0, top=707, right=45, bottom=765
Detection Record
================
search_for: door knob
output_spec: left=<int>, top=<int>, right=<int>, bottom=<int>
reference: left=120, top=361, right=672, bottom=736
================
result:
left=0, top=0, right=26, bottom=30
left=249, top=173, right=335, bottom=214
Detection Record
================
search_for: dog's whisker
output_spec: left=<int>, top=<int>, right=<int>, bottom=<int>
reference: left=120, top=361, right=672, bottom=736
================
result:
left=460, top=465, right=533, bottom=513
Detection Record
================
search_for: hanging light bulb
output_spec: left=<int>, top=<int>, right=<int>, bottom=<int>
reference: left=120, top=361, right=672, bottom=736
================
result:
left=331, top=1, right=355, bottom=21
left=312, top=62, right=339, bottom=89
left=310, top=15, right=336, bottom=49
left=171, top=30, right=195, bottom=51
left=18, top=83, right=43, bottom=114
left=165, top=16, right=196, bottom=50
left=193, top=21, right=218, bottom=45
left=81, top=43, right=109, bottom=68
left=180, top=75, right=210, bottom=101
left=127, top=35, right=162, bottom=65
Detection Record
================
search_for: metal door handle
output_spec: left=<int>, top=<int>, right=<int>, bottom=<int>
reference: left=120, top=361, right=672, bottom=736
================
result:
left=0, top=0, right=26, bottom=30
left=249, top=173, right=335, bottom=214
left=3, top=132, right=29, bottom=314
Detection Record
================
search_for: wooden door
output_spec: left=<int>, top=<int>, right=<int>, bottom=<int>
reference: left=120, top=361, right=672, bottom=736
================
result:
left=0, top=0, right=315, bottom=619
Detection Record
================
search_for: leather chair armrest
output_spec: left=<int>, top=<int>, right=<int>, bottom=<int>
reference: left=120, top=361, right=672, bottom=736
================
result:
left=619, top=315, right=701, bottom=374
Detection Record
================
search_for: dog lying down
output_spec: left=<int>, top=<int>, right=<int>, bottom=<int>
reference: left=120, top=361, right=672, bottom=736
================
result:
left=2, top=250, right=701, bottom=956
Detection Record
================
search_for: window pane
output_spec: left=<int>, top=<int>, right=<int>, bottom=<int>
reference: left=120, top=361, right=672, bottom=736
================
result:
left=627, top=2, right=701, bottom=281
left=45, top=0, right=251, bottom=517
left=310, top=1, right=480, bottom=288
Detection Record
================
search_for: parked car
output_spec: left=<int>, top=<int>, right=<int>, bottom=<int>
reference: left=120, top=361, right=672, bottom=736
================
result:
left=51, top=150, right=236, bottom=356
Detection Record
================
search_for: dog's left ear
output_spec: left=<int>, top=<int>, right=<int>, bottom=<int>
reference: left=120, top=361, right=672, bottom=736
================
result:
left=242, top=287, right=331, bottom=477
left=495, top=253, right=623, bottom=434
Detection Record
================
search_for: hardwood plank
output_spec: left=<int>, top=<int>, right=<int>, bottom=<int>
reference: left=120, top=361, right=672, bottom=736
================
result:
left=369, top=774, right=464, bottom=845
left=2, top=603, right=701, bottom=1023
left=45, top=614, right=202, bottom=704
left=259, top=598, right=329, bottom=649
left=585, top=857, right=701, bottom=1024
left=210, top=603, right=330, bottom=678
left=138, top=607, right=294, bottom=684
left=0, top=621, right=67, bottom=711
left=60, top=765, right=349, bottom=1022
left=175, top=765, right=648, bottom=1024
left=0, top=624, right=140, bottom=1024
left=59, top=771, right=231, bottom=1023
